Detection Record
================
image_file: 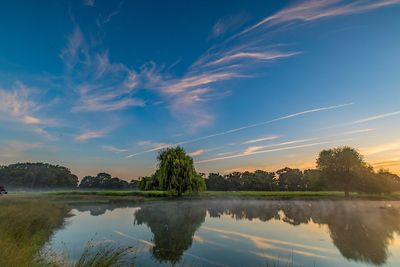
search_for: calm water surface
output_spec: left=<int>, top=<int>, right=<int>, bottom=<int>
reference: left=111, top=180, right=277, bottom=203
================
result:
left=47, top=199, right=400, bottom=266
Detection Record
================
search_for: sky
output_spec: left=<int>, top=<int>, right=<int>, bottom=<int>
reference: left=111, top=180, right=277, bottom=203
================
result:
left=0, top=0, right=399, bottom=180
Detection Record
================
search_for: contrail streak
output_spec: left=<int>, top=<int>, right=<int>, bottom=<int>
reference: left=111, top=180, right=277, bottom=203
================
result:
left=126, top=103, right=353, bottom=158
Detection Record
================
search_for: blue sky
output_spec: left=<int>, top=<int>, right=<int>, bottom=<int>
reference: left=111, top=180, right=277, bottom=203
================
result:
left=1, top=0, right=400, bottom=179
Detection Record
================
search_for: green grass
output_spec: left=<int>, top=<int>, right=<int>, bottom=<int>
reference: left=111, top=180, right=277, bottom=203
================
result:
left=0, top=195, right=135, bottom=267
left=0, top=196, right=70, bottom=267
left=37, top=242, right=135, bottom=267
left=46, top=190, right=400, bottom=200
left=49, top=189, right=170, bottom=198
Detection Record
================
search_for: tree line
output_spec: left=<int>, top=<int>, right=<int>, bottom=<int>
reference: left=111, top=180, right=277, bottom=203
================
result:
left=1, top=146, right=399, bottom=195
left=132, top=200, right=400, bottom=265
left=206, top=147, right=400, bottom=194
left=140, top=146, right=400, bottom=195
left=0, top=162, right=135, bottom=189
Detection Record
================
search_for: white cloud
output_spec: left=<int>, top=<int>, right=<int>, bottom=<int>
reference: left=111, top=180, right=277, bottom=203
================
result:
left=75, top=130, right=105, bottom=142
left=61, top=26, right=144, bottom=112
left=343, top=128, right=375, bottom=134
left=197, top=141, right=337, bottom=164
left=352, top=110, right=400, bottom=124
left=189, top=149, right=206, bottom=157
left=34, top=128, right=57, bottom=141
left=236, top=0, right=400, bottom=38
left=0, top=82, right=37, bottom=120
left=126, top=103, right=353, bottom=158
left=243, top=135, right=281, bottom=144
left=127, top=141, right=172, bottom=157
left=206, top=51, right=301, bottom=66
left=360, top=140, right=400, bottom=156
left=22, top=115, right=42, bottom=125
left=101, top=145, right=128, bottom=153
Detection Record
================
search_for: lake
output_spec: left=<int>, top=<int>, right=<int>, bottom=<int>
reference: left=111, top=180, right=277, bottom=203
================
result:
left=46, top=199, right=400, bottom=266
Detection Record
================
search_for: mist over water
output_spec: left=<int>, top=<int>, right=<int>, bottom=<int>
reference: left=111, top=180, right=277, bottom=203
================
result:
left=47, top=199, right=400, bottom=266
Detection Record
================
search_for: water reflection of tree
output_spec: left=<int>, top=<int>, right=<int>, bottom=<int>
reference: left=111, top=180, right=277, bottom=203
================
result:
left=134, top=201, right=206, bottom=264
left=78, top=200, right=400, bottom=266
left=315, top=203, right=400, bottom=265
left=73, top=202, right=134, bottom=216
left=206, top=200, right=400, bottom=265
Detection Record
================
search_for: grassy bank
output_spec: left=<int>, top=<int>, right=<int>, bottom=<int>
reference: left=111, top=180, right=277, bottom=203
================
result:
left=45, top=190, right=400, bottom=200
left=0, top=195, right=135, bottom=266
left=0, top=196, right=70, bottom=266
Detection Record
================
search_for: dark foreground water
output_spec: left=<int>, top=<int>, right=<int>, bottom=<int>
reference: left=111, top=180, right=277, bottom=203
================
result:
left=46, top=199, right=400, bottom=266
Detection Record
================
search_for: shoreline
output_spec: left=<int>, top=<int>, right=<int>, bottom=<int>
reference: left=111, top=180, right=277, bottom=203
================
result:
left=4, top=190, right=400, bottom=202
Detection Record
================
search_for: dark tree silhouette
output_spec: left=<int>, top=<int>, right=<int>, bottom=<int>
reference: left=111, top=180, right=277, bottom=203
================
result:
left=317, top=146, right=374, bottom=196
left=79, top=172, right=128, bottom=189
left=0, top=162, right=78, bottom=188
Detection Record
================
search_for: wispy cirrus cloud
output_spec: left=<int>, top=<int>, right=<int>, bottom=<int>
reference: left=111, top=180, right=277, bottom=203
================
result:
left=197, top=127, right=374, bottom=163
left=145, top=0, right=399, bottom=130
left=189, top=149, right=207, bottom=157
left=371, top=160, right=400, bottom=174
left=0, top=82, right=58, bottom=140
left=22, top=115, right=42, bottom=125
left=138, top=12, right=301, bottom=130
left=34, top=128, right=57, bottom=141
left=101, top=145, right=128, bottom=153
left=126, top=103, right=353, bottom=158
left=126, top=141, right=172, bottom=157
left=352, top=110, right=400, bottom=124
left=75, top=129, right=106, bottom=142
left=205, top=51, right=301, bottom=67
left=360, top=140, right=400, bottom=156
left=243, top=135, right=281, bottom=144
left=0, top=82, right=39, bottom=121
left=197, top=140, right=345, bottom=164
left=209, top=14, right=247, bottom=39
left=61, top=26, right=144, bottom=112
left=236, top=0, right=400, bottom=38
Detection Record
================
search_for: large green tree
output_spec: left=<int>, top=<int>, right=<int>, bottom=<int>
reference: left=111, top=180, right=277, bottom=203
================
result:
left=276, top=167, right=304, bottom=191
left=0, top=162, right=78, bottom=188
left=79, top=172, right=128, bottom=189
left=316, top=146, right=370, bottom=196
left=157, top=146, right=205, bottom=195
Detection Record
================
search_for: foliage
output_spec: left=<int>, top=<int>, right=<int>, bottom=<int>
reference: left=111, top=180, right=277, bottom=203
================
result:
left=70, top=242, right=134, bottom=267
left=276, top=167, right=304, bottom=191
left=316, top=146, right=396, bottom=195
left=139, top=147, right=206, bottom=195
left=79, top=172, right=129, bottom=189
left=0, top=197, right=70, bottom=267
left=205, top=146, right=400, bottom=195
left=0, top=162, right=78, bottom=188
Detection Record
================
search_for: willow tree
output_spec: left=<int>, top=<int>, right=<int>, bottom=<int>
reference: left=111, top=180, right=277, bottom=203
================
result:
left=157, top=146, right=205, bottom=195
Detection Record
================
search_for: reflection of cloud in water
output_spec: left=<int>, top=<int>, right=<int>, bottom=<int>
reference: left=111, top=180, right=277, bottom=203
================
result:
left=184, top=252, right=229, bottom=267
left=114, top=230, right=154, bottom=251
left=114, top=230, right=227, bottom=266
left=78, top=199, right=400, bottom=266
left=249, top=251, right=293, bottom=264
left=193, top=235, right=205, bottom=243
left=202, top=226, right=335, bottom=257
